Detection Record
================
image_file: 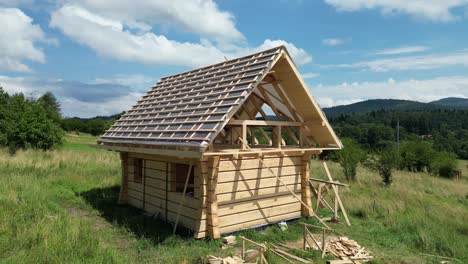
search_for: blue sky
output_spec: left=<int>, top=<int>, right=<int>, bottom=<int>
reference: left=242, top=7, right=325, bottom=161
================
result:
left=1, top=0, right=468, bottom=117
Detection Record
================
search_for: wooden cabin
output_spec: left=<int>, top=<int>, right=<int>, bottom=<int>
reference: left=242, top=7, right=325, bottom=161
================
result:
left=97, top=46, right=342, bottom=239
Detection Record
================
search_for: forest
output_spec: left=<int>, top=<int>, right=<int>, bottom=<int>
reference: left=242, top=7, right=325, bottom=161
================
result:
left=329, top=109, right=468, bottom=159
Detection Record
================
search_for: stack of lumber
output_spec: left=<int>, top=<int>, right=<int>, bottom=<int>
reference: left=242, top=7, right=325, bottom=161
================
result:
left=223, top=235, right=237, bottom=246
left=207, top=255, right=244, bottom=264
left=326, top=237, right=372, bottom=262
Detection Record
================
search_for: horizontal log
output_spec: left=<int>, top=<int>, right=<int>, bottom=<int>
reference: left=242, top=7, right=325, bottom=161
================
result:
left=218, top=194, right=300, bottom=216
left=220, top=211, right=301, bottom=234
left=219, top=202, right=301, bottom=228
left=216, top=174, right=301, bottom=194
left=218, top=156, right=302, bottom=171
left=217, top=184, right=301, bottom=202
left=217, top=166, right=301, bottom=182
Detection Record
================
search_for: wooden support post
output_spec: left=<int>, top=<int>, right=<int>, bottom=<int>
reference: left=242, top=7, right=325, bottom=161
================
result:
left=118, top=152, right=129, bottom=204
left=334, top=187, right=339, bottom=221
left=206, top=156, right=221, bottom=238
left=273, top=125, right=282, bottom=148
left=316, top=183, right=323, bottom=212
left=299, top=126, right=304, bottom=147
left=301, top=154, right=313, bottom=217
left=173, top=163, right=193, bottom=234
left=323, top=162, right=351, bottom=226
left=322, top=229, right=326, bottom=258
left=241, top=123, right=247, bottom=150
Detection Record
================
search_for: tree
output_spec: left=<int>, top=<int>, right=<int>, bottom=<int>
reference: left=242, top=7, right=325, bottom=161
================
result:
left=334, top=138, right=366, bottom=181
left=38, top=92, right=61, bottom=122
left=365, top=146, right=399, bottom=186
left=87, top=119, right=107, bottom=136
left=430, top=152, right=458, bottom=178
left=399, top=141, right=434, bottom=172
left=0, top=90, right=63, bottom=153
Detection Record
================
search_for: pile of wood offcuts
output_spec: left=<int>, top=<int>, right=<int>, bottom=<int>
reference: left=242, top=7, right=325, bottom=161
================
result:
left=326, top=237, right=372, bottom=263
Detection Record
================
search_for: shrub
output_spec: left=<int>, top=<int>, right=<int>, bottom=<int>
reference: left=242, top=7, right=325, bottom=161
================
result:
left=334, top=138, right=366, bottom=181
left=430, top=152, right=458, bottom=178
left=365, top=146, right=399, bottom=186
left=0, top=90, right=63, bottom=152
left=399, top=140, right=434, bottom=172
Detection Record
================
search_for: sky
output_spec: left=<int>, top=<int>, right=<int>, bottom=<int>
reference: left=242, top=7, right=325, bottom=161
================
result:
left=1, top=0, right=468, bottom=118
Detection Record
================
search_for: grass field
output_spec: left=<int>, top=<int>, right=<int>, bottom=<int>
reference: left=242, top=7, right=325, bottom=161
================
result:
left=0, top=134, right=467, bottom=263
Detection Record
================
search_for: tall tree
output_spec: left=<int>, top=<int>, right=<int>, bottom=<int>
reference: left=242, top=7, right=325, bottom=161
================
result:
left=38, top=92, right=61, bottom=123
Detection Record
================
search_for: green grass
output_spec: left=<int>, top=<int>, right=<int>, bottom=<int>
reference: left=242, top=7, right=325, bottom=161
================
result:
left=0, top=134, right=467, bottom=263
left=61, top=133, right=99, bottom=151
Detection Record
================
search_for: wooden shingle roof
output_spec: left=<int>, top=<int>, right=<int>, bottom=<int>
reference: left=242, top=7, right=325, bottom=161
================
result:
left=98, top=46, right=284, bottom=148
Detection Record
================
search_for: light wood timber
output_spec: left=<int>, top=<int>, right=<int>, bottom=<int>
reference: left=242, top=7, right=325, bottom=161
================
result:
left=206, top=156, right=221, bottom=238
left=301, top=154, right=313, bottom=217
left=237, top=137, right=330, bottom=229
left=323, top=162, right=351, bottom=226
left=173, top=163, right=193, bottom=234
left=118, top=152, right=129, bottom=204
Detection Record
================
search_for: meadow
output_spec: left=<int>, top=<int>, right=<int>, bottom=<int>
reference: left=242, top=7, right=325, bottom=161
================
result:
left=0, top=134, right=466, bottom=263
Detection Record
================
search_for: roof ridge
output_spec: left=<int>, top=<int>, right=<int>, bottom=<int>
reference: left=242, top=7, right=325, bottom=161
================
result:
left=159, top=45, right=285, bottom=81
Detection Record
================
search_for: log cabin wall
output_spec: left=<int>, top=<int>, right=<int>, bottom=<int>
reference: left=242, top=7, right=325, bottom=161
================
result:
left=125, top=153, right=206, bottom=235
left=213, top=154, right=303, bottom=235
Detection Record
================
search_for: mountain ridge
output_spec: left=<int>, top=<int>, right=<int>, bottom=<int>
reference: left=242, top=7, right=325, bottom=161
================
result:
left=322, top=97, right=468, bottom=117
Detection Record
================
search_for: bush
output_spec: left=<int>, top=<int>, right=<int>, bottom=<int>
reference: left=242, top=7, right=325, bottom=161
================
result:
left=334, top=138, right=366, bottom=181
left=0, top=89, right=63, bottom=152
left=399, top=140, right=434, bottom=172
left=365, top=146, right=399, bottom=186
left=430, top=152, right=458, bottom=178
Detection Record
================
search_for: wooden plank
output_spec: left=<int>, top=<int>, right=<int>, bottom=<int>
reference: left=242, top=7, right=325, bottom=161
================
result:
left=219, top=201, right=301, bottom=228
left=310, top=177, right=349, bottom=187
left=98, top=145, right=202, bottom=158
left=173, top=163, right=193, bottom=233
left=205, top=156, right=221, bottom=238
left=216, top=174, right=300, bottom=194
left=128, top=188, right=144, bottom=200
left=301, top=154, right=313, bottom=216
left=217, top=165, right=301, bottom=182
left=228, top=119, right=302, bottom=126
left=118, top=152, right=129, bottom=204
left=220, top=211, right=300, bottom=234
left=145, top=160, right=167, bottom=171
left=217, top=194, right=300, bottom=216
left=323, top=162, right=351, bottom=226
left=217, top=185, right=301, bottom=202
left=218, top=156, right=302, bottom=171
left=237, top=137, right=330, bottom=229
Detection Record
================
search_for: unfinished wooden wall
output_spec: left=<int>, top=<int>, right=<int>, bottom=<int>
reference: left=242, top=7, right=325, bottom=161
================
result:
left=125, top=153, right=206, bottom=235
left=201, top=154, right=303, bottom=236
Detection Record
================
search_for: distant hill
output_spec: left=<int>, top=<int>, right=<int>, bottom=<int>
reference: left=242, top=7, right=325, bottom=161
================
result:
left=322, top=99, right=442, bottom=117
left=430, top=97, right=468, bottom=108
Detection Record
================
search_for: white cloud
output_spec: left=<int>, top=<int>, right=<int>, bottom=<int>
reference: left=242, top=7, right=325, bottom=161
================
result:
left=0, top=8, right=53, bottom=72
left=322, top=38, right=350, bottom=46
left=374, top=45, right=430, bottom=55
left=0, top=75, right=142, bottom=117
left=94, top=74, right=156, bottom=89
left=313, top=76, right=468, bottom=107
left=69, top=0, right=244, bottom=42
left=330, top=51, right=468, bottom=72
left=324, top=0, right=468, bottom=22
left=251, top=39, right=312, bottom=65
left=302, top=72, right=320, bottom=79
left=50, top=4, right=312, bottom=68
